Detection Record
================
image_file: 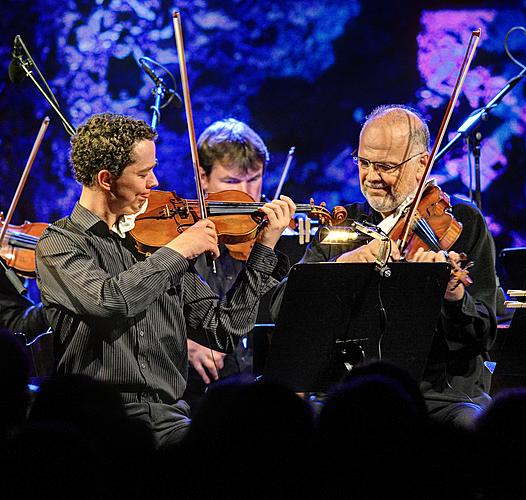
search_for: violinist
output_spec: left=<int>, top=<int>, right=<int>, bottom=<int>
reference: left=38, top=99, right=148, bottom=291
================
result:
left=184, top=118, right=271, bottom=409
left=0, top=257, right=48, bottom=342
left=271, top=105, right=497, bottom=429
left=35, top=113, right=295, bottom=448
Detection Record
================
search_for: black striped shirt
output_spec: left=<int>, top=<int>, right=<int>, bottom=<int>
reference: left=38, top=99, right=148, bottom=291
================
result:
left=36, top=203, right=287, bottom=404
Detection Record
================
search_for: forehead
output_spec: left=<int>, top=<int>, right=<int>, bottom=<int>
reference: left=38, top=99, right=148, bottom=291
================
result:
left=359, top=119, right=415, bottom=159
left=128, top=140, right=156, bottom=165
left=211, top=159, right=263, bottom=178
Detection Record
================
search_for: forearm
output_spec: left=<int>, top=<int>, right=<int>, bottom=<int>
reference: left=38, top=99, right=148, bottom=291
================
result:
left=185, top=243, right=288, bottom=351
left=37, top=244, right=189, bottom=319
left=440, top=290, right=497, bottom=352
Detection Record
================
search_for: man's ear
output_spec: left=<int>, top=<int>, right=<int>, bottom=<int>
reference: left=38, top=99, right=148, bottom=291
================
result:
left=199, top=167, right=209, bottom=191
left=416, top=153, right=429, bottom=182
left=97, top=170, right=114, bottom=192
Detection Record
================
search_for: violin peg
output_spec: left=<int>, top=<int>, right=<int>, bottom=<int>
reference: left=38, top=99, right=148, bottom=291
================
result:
left=298, top=218, right=305, bottom=245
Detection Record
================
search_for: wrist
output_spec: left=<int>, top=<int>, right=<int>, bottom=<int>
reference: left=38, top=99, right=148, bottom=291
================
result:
left=256, top=234, right=277, bottom=250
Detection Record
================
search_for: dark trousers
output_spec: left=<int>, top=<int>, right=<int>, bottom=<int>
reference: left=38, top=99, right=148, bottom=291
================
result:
left=124, top=398, right=191, bottom=449
left=425, top=393, right=491, bottom=430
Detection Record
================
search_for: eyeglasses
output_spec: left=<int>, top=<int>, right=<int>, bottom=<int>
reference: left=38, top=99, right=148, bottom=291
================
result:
left=351, top=150, right=426, bottom=173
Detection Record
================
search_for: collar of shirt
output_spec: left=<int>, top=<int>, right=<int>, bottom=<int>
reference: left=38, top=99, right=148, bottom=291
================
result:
left=112, top=200, right=149, bottom=239
left=71, top=200, right=149, bottom=239
left=71, top=203, right=111, bottom=236
left=376, top=178, right=437, bottom=236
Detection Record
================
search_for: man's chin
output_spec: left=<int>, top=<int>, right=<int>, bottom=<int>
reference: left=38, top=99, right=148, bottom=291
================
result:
left=365, top=195, right=397, bottom=214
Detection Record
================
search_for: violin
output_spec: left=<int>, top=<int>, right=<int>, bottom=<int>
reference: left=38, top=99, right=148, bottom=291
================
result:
left=129, top=189, right=347, bottom=256
left=0, top=217, right=48, bottom=278
left=389, top=184, right=473, bottom=287
left=390, top=184, right=462, bottom=258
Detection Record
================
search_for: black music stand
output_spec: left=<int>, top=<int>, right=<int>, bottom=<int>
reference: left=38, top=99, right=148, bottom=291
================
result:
left=498, top=247, right=526, bottom=292
left=263, top=262, right=450, bottom=392
left=490, top=307, right=526, bottom=395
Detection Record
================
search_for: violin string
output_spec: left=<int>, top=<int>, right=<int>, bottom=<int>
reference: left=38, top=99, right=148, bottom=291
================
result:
left=412, top=219, right=441, bottom=252
left=7, top=230, right=39, bottom=240
left=177, top=202, right=315, bottom=215
left=6, top=230, right=39, bottom=246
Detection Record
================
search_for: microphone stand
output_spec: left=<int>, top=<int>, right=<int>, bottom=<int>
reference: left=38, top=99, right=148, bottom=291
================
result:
left=149, top=84, right=165, bottom=131
left=435, top=66, right=526, bottom=209
left=138, top=56, right=182, bottom=131
left=13, top=36, right=76, bottom=137
left=470, top=128, right=483, bottom=209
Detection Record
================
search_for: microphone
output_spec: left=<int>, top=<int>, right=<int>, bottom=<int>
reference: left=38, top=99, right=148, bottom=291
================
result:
left=139, top=57, right=182, bottom=108
left=8, top=35, right=26, bottom=84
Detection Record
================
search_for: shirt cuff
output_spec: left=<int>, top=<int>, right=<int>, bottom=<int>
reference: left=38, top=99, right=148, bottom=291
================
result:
left=148, top=246, right=189, bottom=278
left=442, top=292, right=477, bottom=320
left=247, top=242, right=289, bottom=281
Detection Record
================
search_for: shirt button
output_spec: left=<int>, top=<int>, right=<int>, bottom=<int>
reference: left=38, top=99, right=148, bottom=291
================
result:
left=140, top=363, right=146, bottom=369
left=139, top=330, right=145, bottom=337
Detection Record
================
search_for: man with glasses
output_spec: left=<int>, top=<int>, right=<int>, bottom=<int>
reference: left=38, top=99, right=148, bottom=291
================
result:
left=271, top=104, right=497, bottom=429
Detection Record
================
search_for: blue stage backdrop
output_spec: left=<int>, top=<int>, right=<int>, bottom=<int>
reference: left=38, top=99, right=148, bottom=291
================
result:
left=1, top=0, right=525, bottom=257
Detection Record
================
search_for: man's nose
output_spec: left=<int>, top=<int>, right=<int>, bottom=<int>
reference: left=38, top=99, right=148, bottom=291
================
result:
left=148, top=170, right=159, bottom=188
left=366, top=165, right=383, bottom=182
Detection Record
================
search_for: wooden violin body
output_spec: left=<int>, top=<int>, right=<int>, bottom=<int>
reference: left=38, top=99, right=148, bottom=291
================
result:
left=389, top=184, right=472, bottom=288
left=132, top=190, right=262, bottom=255
left=389, top=184, right=462, bottom=258
left=0, top=218, right=48, bottom=278
left=130, top=189, right=347, bottom=257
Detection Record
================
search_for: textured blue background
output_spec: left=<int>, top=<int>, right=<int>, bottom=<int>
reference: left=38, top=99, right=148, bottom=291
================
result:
left=1, top=0, right=525, bottom=261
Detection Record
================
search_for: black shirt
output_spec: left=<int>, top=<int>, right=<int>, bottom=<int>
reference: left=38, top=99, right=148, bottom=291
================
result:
left=0, top=259, right=49, bottom=341
left=36, top=203, right=288, bottom=404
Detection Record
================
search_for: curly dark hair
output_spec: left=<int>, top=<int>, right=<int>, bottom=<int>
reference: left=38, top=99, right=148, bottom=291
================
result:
left=197, top=118, right=269, bottom=177
left=70, top=113, right=157, bottom=186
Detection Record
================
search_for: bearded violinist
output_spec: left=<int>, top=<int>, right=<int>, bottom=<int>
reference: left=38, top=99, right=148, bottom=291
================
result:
left=271, top=105, right=497, bottom=429
left=36, top=113, right=295, bottom=447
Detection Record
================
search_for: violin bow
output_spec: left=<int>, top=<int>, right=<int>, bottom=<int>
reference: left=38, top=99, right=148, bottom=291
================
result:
left=0, top=116, right=50, bottom=248
left=172, top=10, right=216, bottom=271
left=399, top=29, right=481, bottom=252
left=273, top=146, right=295, bottom=200
left=0, top=115, right=49, bottom=295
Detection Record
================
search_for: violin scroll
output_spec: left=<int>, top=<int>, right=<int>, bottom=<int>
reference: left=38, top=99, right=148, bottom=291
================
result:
left=448, top=252, right=474, bottom=290
left=307, top=198, right=347, bottom=226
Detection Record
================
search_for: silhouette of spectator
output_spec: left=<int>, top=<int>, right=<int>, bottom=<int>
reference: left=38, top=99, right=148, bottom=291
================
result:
left=474, top=388, right=526, bottom=499
left=0, top=327, right=31, bottom=444
left=151, top=376, right=315, bottom=499
left=341, top=359, right=428, bottom=420
left=316, top=364, right=429, bottom=499
left=26, top=374, right=155, bottom=497
left=317, top=360, right=479, bottom=499
left=3, top=420, right=104, bottom=500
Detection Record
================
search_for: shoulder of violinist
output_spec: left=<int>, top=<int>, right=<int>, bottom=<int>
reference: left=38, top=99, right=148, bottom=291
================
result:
left=447, top=198, right=497, bottom=312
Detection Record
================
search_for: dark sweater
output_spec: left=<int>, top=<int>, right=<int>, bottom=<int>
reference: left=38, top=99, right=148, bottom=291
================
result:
left=271, top=199, right=497, bottom=403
